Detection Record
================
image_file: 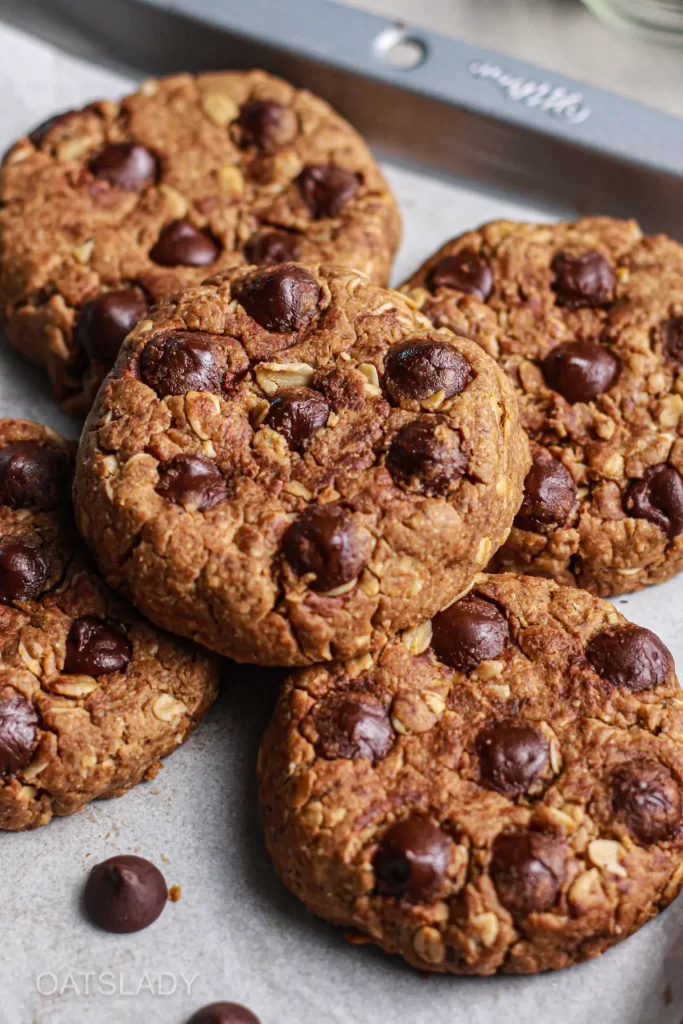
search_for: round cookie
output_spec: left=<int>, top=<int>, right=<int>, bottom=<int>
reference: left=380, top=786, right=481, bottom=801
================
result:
left=74, top=262, right=528, bottom=666
left=0, top=70, right=400, bottom=414
left=0, top=419, right=219, bottom=831
left=259, top=572, right=683, bottom=975
left=401, top=217, right=683, bottom=596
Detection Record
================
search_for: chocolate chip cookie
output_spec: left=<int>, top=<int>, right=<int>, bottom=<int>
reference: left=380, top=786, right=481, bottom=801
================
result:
left=259, top=572, right=683, bottom=975
left=401, top=218, right=683, bottom=596
left=0, top=419, right=218, bottom=831
left=73, top=262, right=528, bottom=666
left=0, top=70, right=400, bottom=414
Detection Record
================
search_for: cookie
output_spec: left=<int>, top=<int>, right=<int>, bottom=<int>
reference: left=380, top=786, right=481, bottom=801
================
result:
left=258, top=572, right=683, bottom=975
left=0, top=70, right=400, bottom=414
left=401, top=217, right=683, bottom=596
left=73, top=262, right=528, bottom=666
left=0, top=419, right=218, bottom=831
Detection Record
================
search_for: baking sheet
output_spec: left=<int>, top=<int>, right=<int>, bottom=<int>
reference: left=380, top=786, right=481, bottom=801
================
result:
left=1, top=21, right=683, bottom=1024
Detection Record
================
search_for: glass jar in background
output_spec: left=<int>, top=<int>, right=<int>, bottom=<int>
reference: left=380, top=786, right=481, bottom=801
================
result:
left=582, top=0, right=683, bottom=42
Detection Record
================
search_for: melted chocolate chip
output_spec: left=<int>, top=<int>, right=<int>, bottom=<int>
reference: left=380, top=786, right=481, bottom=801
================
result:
left=541, top=340, right=619, bottom=404
left=0, top=538, right=48, bottom=605
left=514, top=444, right=577, bottom=533
left=64, top=617, right=132, bottom=676
left=664, top=316, right=683, bottom=365
left=283, top=504, right=368, bottom=592
left=586, top=624, right=673, bottom=693
left=28, top=111, right=74, bottom=148
left=236, top=100, right=297, bottom=153
left=477, top=718, right=550, bottom=796
left=187, top=1004, right=261, bottom=1024
left=156, top=454, right=228, bottom=511
left=265, top=386, right=329, bottom=449
left=551, top=250, right=616, bottom=310
left=0, top=442, right=70, bottom=511
left=84, top=855, right=167, bottom=933
left=431, top=596, right=509, bottom=673
left=625, top=464, right=683, bottom=540
left=384, top=339, right=472, bottom=403
left=244, top=230, right=301, bottom=266
left=89, top=143, right=158, bottom=190
left=612, top=759, right=681, bottom=844
left=236, top=265, right=320, bottom=333
left=297, top=164, right=360, bottom=219
left=427, top=249, right=494, bottom=300
left=75, top=289, right=148, bottom=368
left=373, top=817, right=451, bottom=902
left=313, top=692, right=393, bottom=761
left=140, top=332, right=224, bottom=397
left=150, top=220, right=220, bottom=267
left=0, top=688, right=38, bottom=775
left=386, top=417, right=468, bottom=496
left=490, top=830, right=565, bottom=915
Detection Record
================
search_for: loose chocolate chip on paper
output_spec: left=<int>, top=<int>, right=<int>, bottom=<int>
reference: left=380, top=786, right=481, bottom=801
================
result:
left=541, top=340, right=619, bottom=404
left=75, top=289, right=148, bottom=369
left=236, top=265, right=321, bottom=333
left=478, top=718, right=550, bottom=796
left=150, top=219, right=220, bottom=267
left=156, top=454, right=228, bottom=512
left=0, top=688, right=38, bottom=775
left=490, top=829, right=565, bottom=915
left=0, top=538, right=49, bottom=605
left=84, top=855, right=168, bottom=933
left=431, top=595, right=509, bottom=673
left=612, top=759, right=681, bottom=844
left=514, top=444, right=577, bottom=533
left=384, top=339, right=471, bottom=403
left=586, top=623, right=673, bottom=693
left=551, top=250, right=616, bottom=310
left=0, top=442, right=70, bottom=511
left=427, top=249, right=494, bottom=300
left=64, top=617, right=132, bottom=677
left=89, top=142, right=158, bottom=190
left=140, top=332, right=224, bottom=397
left=265, top=386, right=329, bottom=450
left=374, top=817, right=451, bottom=902
left=283, top=504, right=369, bottom=593
left=625, top=464, right=683, bottom=540
left=297, top=164, right=360, bottom=219
left=313, top=692, right=393, bottom=761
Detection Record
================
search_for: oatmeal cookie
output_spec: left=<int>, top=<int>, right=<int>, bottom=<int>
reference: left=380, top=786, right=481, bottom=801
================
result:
left=259, top=572, right=683, bottom=974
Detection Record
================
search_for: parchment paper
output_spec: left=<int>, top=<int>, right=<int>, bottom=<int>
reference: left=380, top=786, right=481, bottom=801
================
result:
left=1, top=21, right=682, bottom=1024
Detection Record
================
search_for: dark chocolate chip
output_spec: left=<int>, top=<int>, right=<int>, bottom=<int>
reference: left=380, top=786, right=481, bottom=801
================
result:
left=265, top=386, right=329, bottom=449
left=156, top=454, right=228, bottom=511
left=386, top=417, right=468, bottom=496
left=89, top=142, right=158, bottom=190
left=586, top=623, right=673, bottom=693
left=541, top=340, right=619, bottom=403
left=663, top=316, right=683, bottom=365
left=187, top=1004, right=261, bottom=1024
left=244, top=230, right=302, bottom=266
left=625, top=464, right=683, bottom=540
left=0, top=442, right=70, bottom=511
left=313, top=692, right=393, bottom=761
left=84, top=855, right=167, bottom=933
left=432, top=596, right=509, bottom=673
left=28, top=111, right=74, bottom=148
left=64, top=617, right=132, bottom=677
left=0, top=687, right=38, bottom=775
left=75, top=289, right=148, bottom=369
left=477, top=718, right=550, bottom=796
left=551, top=250, right=616, bottom=310
left=283, top=504, right=368, bottom=592
left=297, top=164, right=360, bottom=219
left=374, top=817, right=451, bottom=902
left=236, top=265, right=320, bottom=333
left=236, top=99, right=298, bottom=153
left=140, top=331, right=224, bottom=397
left=514, top=444, right=577, bottom=533
left=490, top=830, right=565, bottom=915
left=612, top=759, right=681, bottom=844
left=0, top=538, right=48, bottom=605
left=150, top=219, right=220, bottom=267
left=384, top=339, right=472, bottom=403
left=427, top=249, right=494, bottom=300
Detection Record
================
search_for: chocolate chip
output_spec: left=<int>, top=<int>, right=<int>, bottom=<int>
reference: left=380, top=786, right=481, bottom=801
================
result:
left=236, top=100, right=297, bottom=153
left=625, top=464, right=683, bottom=540
left=0, top=538, right=48, bottom=605
left=283, top=504, right=368, bottom=592
left=187, top=1004, right=261, bottom=1024
left=490, top=830, right=565, bottom=915
left=612, top=759, right=681, bottom=844
left=64, top=617, right=132, bottom=676
left=386, top=417, right=468, bottom=496
left=28, top=111, right=73, bottom=148
left=156, top=454, right=228, bottom=511
left=384, top=339, right=472, bottom=403
left=514, top=444, right=577, bottom=533
left=244, top=230, right=302, bottom=266
left=0, top=688, right=38, bottom=775
left=427, top=249, right=494, bottom=300
left=265, top=386, right=329, bottom=449
left=84, top=855, right=167, bottom=933
left=541, top=340, right=619, bottom=403
left=663, top=316, right=683, bottom=365
left=89, top=142, right=158, bottom=190
left=75, top=289, right=148, bottom=369
left=297, top=164, right=360, bottom=219
left=236, top=265, right=320, bottom=333
left=150, top=220, right=220, bottom=267
left=477, top=718, right=550, bottom=796
left=432, top=596, right=509, bottom=673
left=0, top=442, right=70, bottom=511
left=373, top=817, right=451, bottom=902
left=140, top=331, right=224, bottom=397
left=586, top=624, right=673, bottom=693
left=551, top=250, right=616, bottom=309
left=313, top=692, right=393, bottom=761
